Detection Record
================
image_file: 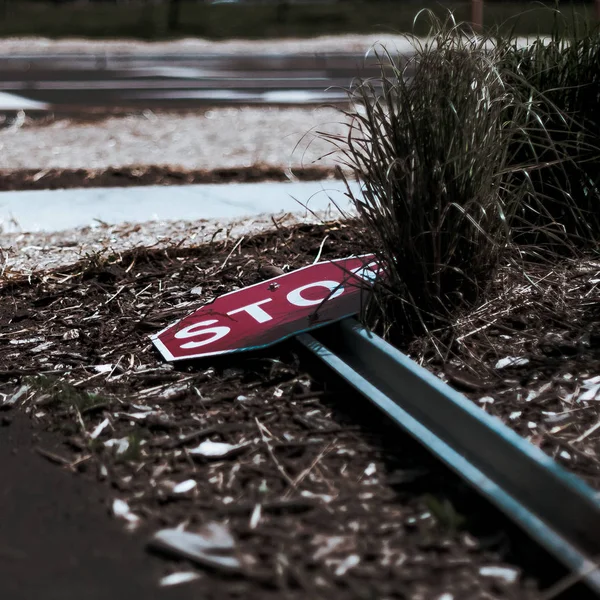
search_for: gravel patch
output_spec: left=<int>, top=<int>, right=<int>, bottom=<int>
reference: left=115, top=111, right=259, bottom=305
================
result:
left=0, top=212, right=346, bottom=277
left=0, top=107, right=347, bottom=171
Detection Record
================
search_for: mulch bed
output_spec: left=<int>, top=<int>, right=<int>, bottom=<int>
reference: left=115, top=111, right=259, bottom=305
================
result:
left=0, top=165, right=342, bottom=192
left=0, top=221, right=567, bottom=599
left=410, top=258, right=600, bottom=490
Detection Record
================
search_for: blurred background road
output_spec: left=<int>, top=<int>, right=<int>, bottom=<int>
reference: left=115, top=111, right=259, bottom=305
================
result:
left=0, top=52, right=388, bottom=110
left=0, top=0, right=595, bottom=113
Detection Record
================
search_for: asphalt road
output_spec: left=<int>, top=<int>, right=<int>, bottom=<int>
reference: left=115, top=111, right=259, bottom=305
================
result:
left=0, top=52, right=396, bottom=111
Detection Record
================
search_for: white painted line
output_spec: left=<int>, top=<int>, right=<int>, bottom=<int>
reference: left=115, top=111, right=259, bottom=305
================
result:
left=118, top=89, right=347, bottom=102
left=0, top=92, right=48, bottom=110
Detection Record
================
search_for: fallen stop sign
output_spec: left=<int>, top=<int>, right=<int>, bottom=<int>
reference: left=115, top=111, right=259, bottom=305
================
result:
left=152, top=254, right=381, bottom=361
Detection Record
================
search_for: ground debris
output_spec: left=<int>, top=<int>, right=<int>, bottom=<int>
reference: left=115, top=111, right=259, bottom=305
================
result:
left=1, top=384, right=30, bottom=408
left=104, top=437, right=130, bottom=455
left=112, top=498, right=141, bottom=531
left=89, top=417, right=110, bottom=439
left=495, top=356, right=530, bottom=370
left=159, top=571, right=201, bottom=587
left=170, top=479, right=197, bottom=494
left=188, top=439, right=249, bottom=459
left=479, top=565, right=520, bottom=584
left=149, top=523, right=243, bottom=573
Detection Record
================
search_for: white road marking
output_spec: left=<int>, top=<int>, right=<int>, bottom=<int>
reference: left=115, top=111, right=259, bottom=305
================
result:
left=0, top=92, right=48, bottom=110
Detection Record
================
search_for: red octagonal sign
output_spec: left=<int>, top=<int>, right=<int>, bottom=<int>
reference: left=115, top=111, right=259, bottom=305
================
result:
left=152, top=254, right=382, bottom=361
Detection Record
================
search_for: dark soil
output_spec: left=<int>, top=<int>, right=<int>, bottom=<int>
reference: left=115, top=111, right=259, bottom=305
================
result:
left=0, top=165, right=342, bottom=192
left=0, top=221, right=572, bottom=599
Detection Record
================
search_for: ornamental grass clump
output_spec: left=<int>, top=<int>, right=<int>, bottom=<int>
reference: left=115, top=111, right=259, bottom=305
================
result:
left=323, top=14, right=565, bottom=340
left=499, top=17, right=600, bottom=246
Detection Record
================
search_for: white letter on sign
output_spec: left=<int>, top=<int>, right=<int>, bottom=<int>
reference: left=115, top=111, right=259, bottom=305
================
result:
left=227, top=298, right=273, bottom=324
left=287, top=281, right=344, bottom=307
left=175, top=319, right=231, bottom=349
